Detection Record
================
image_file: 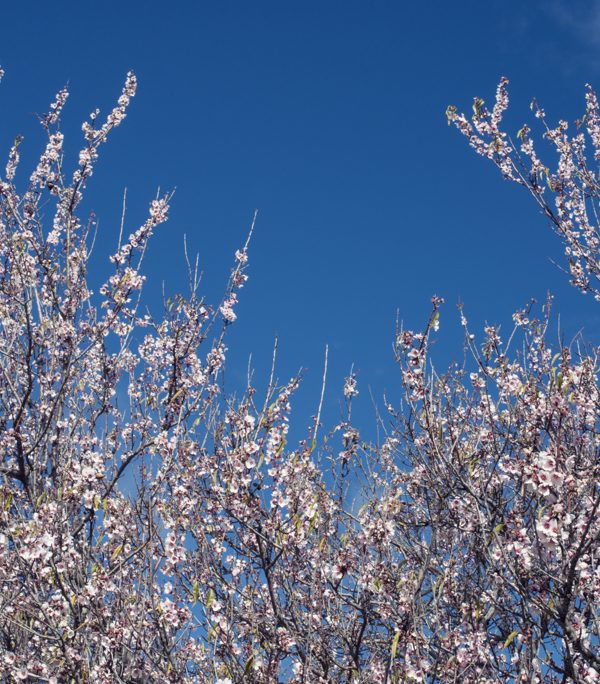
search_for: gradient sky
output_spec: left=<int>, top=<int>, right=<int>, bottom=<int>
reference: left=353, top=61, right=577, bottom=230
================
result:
left=1, top=0, right=599, bottom=433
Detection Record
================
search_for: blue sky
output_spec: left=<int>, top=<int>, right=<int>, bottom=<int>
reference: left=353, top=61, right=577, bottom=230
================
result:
left=1, top=0, right=599, bottom=432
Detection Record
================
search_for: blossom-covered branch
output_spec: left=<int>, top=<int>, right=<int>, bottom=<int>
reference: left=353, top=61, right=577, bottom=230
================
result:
left=448, top=79, right=600, bottom=300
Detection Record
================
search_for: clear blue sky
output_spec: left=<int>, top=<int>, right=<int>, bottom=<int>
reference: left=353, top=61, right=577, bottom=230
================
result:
left=1, top=0, right=598, bottom=430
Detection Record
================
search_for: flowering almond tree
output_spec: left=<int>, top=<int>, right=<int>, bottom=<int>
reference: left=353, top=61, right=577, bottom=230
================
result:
left=0, top=68, right=598, bottom=682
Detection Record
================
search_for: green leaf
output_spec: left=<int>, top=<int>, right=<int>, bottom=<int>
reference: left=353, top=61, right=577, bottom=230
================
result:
left=445, top=105, right=457, bottom=125
left=487, top=522, right=504, bottom=547
left=391, top=629, right=401, bottom=660
left=110, top=544, right=123, bottom=561
left=472, top=97, right=485, bottom=117
left=170, top=387, right=184, bottom=404
left=433, top=574, right=446, bottom=600
left=308, top=510, right=319, bottom=534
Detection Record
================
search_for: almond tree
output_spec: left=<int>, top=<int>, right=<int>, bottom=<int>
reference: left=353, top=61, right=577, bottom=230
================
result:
left=0, top=68, right=597, bottom=682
